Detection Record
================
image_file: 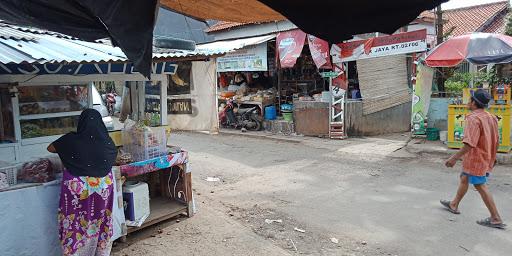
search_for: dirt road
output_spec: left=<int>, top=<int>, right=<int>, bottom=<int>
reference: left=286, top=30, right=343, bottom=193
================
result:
left=114, top=132, right=512, bottom=256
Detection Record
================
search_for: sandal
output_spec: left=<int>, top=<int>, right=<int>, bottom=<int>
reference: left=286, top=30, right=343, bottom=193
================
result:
left=477, top=217, right=507, bottom=229
left=440, top=200, right=460, bottom=214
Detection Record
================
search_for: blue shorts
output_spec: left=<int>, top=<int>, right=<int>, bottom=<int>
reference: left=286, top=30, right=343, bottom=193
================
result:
left=461, top=172, right=490, bottom=185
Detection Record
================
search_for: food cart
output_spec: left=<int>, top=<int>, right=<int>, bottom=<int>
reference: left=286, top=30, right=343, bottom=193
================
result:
left=447, top=88, right=511, bottom=152
left=425, top=33, right=512, bottom=153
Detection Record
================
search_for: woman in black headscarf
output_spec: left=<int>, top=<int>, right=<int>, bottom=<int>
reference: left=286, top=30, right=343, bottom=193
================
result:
left=47, top=109, right=117, bottom=256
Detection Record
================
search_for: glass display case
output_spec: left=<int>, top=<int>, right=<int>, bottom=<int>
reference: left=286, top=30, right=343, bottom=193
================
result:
left=17, top=84, right=90, bottom=140
left=20, top=116, right=79, bottom=139
left=18, top=85, right=88, bottom=115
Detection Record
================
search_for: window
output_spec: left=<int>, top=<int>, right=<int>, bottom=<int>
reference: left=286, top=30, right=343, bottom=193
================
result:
left=168, top=62, right=192, bottom=95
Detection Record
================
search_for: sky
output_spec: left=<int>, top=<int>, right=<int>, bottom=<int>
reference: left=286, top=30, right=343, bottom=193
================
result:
left=443, top=0, right=510, bottom=9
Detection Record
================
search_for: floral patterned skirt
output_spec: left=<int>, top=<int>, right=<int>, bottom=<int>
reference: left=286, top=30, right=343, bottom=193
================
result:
left=58, top=170, right=114, bottom=256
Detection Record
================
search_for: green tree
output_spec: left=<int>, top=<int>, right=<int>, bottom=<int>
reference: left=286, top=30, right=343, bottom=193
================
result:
left=444, top=70, right=497, bottom=93
left=505, top=11, right=512, bottom=36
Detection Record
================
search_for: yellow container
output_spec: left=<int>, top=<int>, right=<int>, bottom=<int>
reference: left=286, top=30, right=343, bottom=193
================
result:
left=490, top=105, right=511, bottom=153
left=447, top=105, right=469, bottom=149
left=108, top=125, right=171, bottom=147
left=447, top=104, right=511, bottom=153
left=492, top=85, right=511, bottom=104
left=109, top=131, right=123, bottom=147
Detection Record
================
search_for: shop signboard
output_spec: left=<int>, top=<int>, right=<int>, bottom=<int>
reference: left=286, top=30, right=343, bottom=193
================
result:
left=320, top=71, right=340, bottom=78
left=331, top=29, right=427, bottom=63
left=216, top=43, right=268, bottom=72
left=0, top=62, right=178, bottom=75
left=277, top=29, right=307, bottom=68
left=307, top=35, right=332, bottom=69
left=168, top=99, right=192, bottom=114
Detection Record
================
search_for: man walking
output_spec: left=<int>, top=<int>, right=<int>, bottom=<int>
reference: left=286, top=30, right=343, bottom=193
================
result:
left=441, top=89, right=506, bottom=229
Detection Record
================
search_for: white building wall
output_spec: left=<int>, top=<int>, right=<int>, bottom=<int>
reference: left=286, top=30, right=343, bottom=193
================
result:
left=167, top=60, right=219, bottom=133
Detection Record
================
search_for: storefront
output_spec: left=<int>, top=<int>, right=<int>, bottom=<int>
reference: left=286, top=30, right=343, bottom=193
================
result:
left=0, top=23, right=214, bottom=255
left=277, top=30, right=336, bottom=137
left=213, top=35, right=278, bottom=132
left=213, top=30, right=333, bottom=136
left=330, top=29, right=429, bottom=136
left=0, top=62, right=176, bottom=163
left=0, top=64, right=188, bottom=255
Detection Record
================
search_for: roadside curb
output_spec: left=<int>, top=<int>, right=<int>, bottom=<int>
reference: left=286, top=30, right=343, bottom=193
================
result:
left=217, top=130, right=302, bottom=144
left=497, top=153, right=512, bottom=165
left=406, top=140, right=512, bottom=165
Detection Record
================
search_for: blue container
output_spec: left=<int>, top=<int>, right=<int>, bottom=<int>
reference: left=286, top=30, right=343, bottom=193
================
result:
left=265, top=105, right=277, bottom=120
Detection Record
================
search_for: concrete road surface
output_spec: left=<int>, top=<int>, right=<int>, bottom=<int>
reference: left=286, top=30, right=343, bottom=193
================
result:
left=114, top=132, right=512, bottom=256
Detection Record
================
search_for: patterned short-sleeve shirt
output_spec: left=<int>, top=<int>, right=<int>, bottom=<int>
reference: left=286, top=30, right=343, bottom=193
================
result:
left=462, top=109, right=499, bottom=176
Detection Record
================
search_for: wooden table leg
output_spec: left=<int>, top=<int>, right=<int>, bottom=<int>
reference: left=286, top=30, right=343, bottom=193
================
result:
left=184, top=171, right=193, bottom=217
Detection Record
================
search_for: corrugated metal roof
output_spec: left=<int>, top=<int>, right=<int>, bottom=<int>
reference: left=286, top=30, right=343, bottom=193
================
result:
left=95, top=38, right=216, bottom=60
left=205, top=20, right=296, bottom=41
left=0, top=21, right=264, bottom=65
left=0, top=25, right=36, bottom=41
left=153, top=49, right=204, bottom=59
left=153, top=34, right=276, bottom=60
left=0, top=22, right=78, bottom=40
left=0, top=22, right=127, bottom=64
left=196, top=34, right=275, bottom=53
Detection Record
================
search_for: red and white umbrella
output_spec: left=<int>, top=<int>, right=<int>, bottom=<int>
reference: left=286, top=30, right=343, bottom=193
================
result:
left=425, top=33, right=512, bottom=67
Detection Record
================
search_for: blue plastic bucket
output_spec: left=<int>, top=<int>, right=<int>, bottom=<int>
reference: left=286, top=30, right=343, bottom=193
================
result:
left=264, top=105, right=277, bottom=120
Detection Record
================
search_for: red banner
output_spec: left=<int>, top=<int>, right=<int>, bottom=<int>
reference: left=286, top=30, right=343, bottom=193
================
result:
left=307, top=35, right=332, bottom=69
left=277, top=29, right=307, bottom=68
left=332, top=64, right=348, bottom=90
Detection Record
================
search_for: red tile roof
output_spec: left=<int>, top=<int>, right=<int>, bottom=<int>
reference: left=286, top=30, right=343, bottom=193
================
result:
left=482, top=9, right=508, bottom=34
left=418, top=11, right=436, bottom=21
left=207, top=2, right=510, bottom=36
left=443, top=1, right=509, bottom=37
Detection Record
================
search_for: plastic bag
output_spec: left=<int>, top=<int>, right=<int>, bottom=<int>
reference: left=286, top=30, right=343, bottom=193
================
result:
left=18, top=158, right=55, bottom=183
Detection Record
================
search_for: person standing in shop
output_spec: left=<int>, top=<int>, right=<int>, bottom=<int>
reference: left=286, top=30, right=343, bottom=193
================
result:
left=233, top=73, right=249, bottom=96
left=441, top=89, right=506, bottom=229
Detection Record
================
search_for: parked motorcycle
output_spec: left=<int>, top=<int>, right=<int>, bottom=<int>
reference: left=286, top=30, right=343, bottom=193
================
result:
left=219, top=99, right=262, bottom=131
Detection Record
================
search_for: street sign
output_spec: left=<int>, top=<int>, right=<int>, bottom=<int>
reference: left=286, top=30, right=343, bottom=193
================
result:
left=320, top=71, right=340, bottom=78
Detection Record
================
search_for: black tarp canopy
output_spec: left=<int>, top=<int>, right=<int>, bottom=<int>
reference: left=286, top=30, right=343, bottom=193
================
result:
left=0, top=0, right=446, bottom=78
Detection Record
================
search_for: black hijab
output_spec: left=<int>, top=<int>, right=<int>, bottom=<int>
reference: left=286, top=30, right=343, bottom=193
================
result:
left=53, top=109, right=117, bottom=177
